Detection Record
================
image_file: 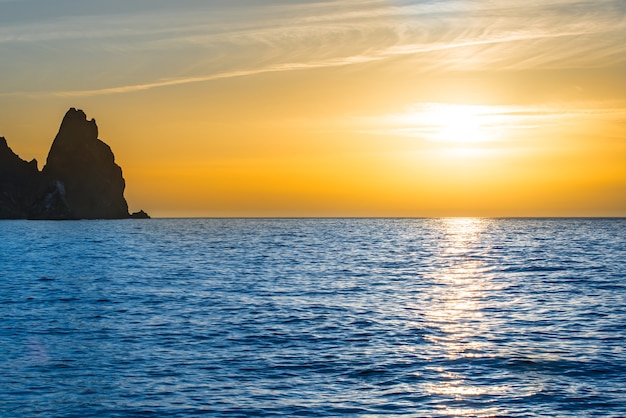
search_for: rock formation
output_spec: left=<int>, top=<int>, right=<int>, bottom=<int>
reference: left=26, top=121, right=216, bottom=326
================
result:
left=0, top=137, right=41, bottom=219
left=0, top=108, right=149, bottom=220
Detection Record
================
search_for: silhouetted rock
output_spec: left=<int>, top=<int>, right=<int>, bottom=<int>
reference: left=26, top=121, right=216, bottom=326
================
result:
left=29, top=180, right=76, bottom=220
left=130, top=210, right=150, bottom=219
left=0, top=108, right=149, bottom=220
left=39, top=108, right=130, bottom=219
left=0, top=137, right=41, bottom=218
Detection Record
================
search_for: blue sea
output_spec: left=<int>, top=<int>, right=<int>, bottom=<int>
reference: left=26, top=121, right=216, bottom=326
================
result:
left=1, top=218, right=625, bottom=417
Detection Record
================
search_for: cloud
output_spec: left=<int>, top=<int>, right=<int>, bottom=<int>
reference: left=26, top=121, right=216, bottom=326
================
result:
left=49, top=56, right=383, bottom=97
left=341, top=102, right=626, bottom=141
left=1, top=0, right=626, bottom=97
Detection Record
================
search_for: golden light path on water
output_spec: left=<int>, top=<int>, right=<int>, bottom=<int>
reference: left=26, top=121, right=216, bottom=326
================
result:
left=420, top=218, right=511, bottom=416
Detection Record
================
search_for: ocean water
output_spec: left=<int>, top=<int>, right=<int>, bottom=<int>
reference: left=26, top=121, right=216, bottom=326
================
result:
left=1, top=218, right=625, bottom=417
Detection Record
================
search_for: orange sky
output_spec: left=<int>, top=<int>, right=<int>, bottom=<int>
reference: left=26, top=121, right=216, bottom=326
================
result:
left=0, top=0, right=625, bottom=217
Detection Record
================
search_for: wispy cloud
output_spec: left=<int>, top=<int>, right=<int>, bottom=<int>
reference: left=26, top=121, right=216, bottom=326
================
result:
left=342, top=102, right=626, bottom=141
left=49, top=55, right=382, bottom=97
left=1, top=0, right=625, bottom=97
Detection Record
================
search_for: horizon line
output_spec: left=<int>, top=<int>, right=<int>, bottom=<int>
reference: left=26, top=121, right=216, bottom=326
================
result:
left=10, top=216, right=624, bottom=221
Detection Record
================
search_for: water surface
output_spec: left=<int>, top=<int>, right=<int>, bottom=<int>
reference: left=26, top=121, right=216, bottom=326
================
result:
left=1, top=218, right=625, bottom=416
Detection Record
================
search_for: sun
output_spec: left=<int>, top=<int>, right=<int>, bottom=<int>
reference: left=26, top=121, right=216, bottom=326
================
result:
left=425, top=104, right=487, bottom=143
left=386, top=103, right=510, bottom=144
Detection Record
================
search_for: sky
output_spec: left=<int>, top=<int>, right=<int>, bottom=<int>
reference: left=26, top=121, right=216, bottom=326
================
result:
left=0, top=0, right=625, bottom=217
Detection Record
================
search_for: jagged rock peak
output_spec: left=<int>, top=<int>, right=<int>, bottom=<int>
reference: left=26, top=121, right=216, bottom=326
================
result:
left=0, top=108, right=149, bottom=220
left=55, top=107, right=99, bottom=144
left=63, top=107, right=96, bottom=124
left=41, top=108, right=129, bottom=219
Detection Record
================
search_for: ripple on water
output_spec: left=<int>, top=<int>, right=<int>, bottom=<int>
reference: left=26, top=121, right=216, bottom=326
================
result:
left=0, top=218, right=625, bottom=417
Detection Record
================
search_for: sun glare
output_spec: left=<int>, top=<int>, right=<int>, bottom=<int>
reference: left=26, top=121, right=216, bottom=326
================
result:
left=386, top=103, right=514, bottom=144
left=426, top=104, right=487, bottom=143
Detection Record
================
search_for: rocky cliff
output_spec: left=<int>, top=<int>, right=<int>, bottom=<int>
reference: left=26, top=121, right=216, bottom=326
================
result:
left=0, top=137, right=41, bottom=219
left=0, top=108, right=148, bottom=220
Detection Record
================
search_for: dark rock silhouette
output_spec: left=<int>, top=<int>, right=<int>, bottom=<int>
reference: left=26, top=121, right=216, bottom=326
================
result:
left=0, top=137, right=41, bottom=218
left=130, top=210, right=150, bottom=219
left=29, top=180, right=75, bottom=220
left=38, top=108, right=130, bottom=219
left=0, top=108, right=149, bottom=220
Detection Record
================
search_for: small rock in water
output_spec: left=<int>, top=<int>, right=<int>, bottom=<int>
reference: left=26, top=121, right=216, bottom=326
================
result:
left=130, top=210, right=151, bottom=219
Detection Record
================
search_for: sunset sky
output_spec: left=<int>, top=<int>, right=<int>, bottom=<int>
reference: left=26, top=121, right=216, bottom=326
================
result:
left=0, top=0, right=625, bottom=217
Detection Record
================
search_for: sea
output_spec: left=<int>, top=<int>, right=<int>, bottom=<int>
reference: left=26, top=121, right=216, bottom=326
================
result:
left=1, top=218, right=625, bottom=417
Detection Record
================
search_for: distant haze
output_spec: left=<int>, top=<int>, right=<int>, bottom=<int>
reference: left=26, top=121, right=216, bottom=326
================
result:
left=1, top=0, right=625, bottom=217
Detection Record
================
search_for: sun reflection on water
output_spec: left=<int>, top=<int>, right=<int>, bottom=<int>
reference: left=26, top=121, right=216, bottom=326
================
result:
left=427, top=218, right=491, bottom=357
left=419, top=218, right=507, bottom=414
left=441, top=217, right=486, bottom=253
